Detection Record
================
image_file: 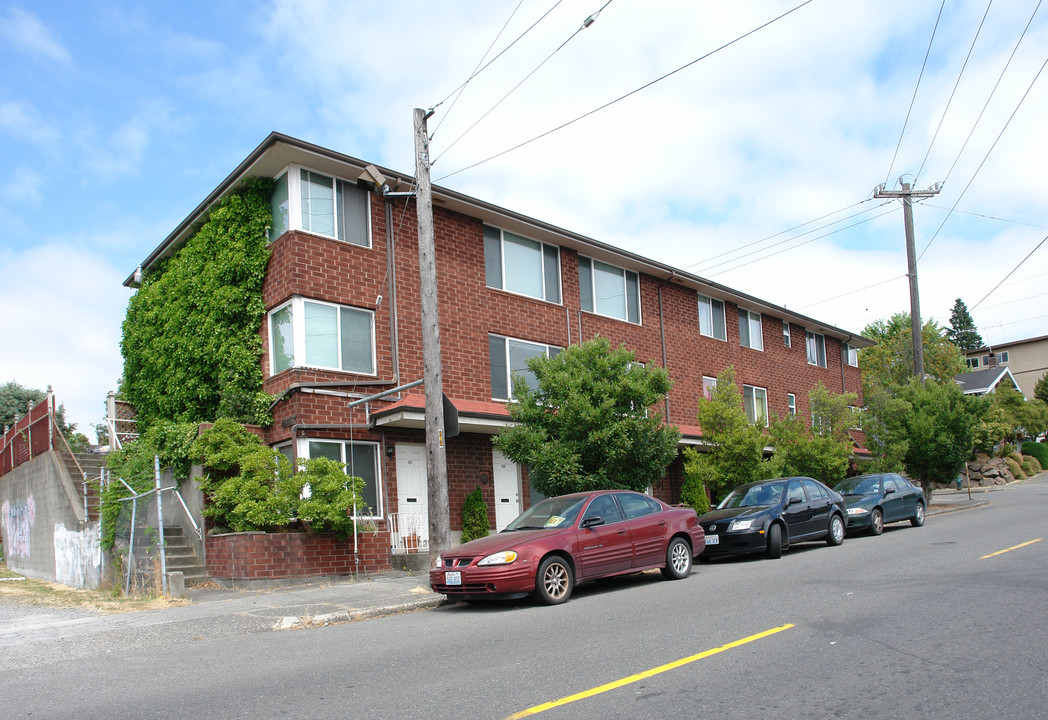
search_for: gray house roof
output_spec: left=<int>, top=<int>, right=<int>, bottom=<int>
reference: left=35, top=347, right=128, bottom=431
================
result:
left=954, top=367, right=1024, bottom=397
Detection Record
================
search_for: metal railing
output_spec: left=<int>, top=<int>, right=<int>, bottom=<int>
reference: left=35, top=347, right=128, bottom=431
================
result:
left=387, top=511, right=429, bottom=553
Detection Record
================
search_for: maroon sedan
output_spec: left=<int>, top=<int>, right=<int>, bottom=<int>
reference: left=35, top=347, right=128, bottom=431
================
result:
left=430, top=490, right=705, bottom=605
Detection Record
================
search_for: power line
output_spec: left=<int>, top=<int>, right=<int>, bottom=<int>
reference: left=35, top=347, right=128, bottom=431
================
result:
left=434, top=1, right=612, bottom=165
left=883, top=0, right=946, bottom=188
left=795, top=275, right=908, bottom=311
left=435, top=0, right=814, bottom=183
left=914, top=0, right=992, bottom=185
left=971, top=233, right=1048, bottom=311
left=922, top=202, right=1048, bottom=230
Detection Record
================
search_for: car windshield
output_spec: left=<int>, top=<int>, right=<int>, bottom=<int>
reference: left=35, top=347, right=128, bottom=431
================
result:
left=504, top=496, right=588, bottom=531
left=718, top=481, right=785, bottom=509
left=836, top=476, right=881, bottom=495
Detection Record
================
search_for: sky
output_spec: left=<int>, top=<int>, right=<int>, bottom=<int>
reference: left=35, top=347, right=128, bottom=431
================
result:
left=2, top=0, right=1047, bottom=438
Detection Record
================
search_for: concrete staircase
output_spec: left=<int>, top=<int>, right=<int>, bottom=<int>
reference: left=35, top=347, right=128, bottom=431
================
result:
left=161, top=525, right=207, bottom=586
left=67, top=452, right=107, bottom=522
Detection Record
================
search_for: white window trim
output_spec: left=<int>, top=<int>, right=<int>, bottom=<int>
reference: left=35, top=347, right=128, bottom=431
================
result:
left=268, top=296, right=377, bottom=376
left=578, top=256, right=642, bottom=324
left=487, top=226, right=562, bottom=305
left=846, top=343, right=859, bottom=367
left=297, top=438, right=383, bottom=518
left=278, top=163, right=372, bottom=248
left=739, top=308, right=764, bottom=351
left=783, top=320, right=791, bottom=348
left=743, top=384, right=769, bottom=427
left=806, top=330, right=827, bottom=368
left=697, top=294, right=726, bottom=341
left=787, top=392, right=797, bottom=416
left=702, top=375, right=718, bottom=400
left=490, top=334, right=560, bottom=402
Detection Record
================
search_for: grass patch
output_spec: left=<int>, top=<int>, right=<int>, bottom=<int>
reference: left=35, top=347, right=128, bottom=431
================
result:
left=0, top=564, right=186, bottom=613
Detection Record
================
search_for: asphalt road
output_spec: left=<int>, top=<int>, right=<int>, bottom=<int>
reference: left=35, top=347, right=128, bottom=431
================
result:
left=2, top=476, right=1046, bottom=720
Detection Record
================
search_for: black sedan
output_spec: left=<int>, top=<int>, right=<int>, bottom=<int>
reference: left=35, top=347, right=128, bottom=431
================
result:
left=697, top=477, right=847, bottom=559
left=835, top=473, right=926, bottom=535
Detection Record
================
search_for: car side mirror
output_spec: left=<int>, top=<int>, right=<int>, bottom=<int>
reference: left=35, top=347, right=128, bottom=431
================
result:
left=884, top=487, right=895, bottom=495
left=581, top=515, right=605, bottom=529
left=787, top=496, right=802, bottom=506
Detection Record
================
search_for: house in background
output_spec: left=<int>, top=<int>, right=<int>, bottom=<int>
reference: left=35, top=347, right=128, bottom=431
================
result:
left=963, top=335, right=1048, bottom=400
left=126, top=132, right=872, bottom=559
left=954, top=366, right=1024, bottom=397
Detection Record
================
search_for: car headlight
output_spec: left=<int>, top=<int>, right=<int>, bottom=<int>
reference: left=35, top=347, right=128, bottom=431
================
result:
left=846, top=507, right=869, bottom=516
left=478, top=550, right=518, bottom=566
left=729, top=518, right=757, bottom=532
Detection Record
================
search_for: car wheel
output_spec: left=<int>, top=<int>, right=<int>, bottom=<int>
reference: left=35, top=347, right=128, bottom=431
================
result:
left=869, top=508, right=884, bottom=536
left=765, top=523, right=783, bottom=559
left=661, top=537, right=692, bottom=579
left=534, top=556, right=573, bottom=605
left=911, top=501, right=926, bottom=527
left=827, top=514, right=845, bottom=546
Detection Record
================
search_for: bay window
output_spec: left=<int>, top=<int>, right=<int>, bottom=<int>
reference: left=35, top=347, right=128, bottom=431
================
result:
left=269, top=297, right=375, bottom=375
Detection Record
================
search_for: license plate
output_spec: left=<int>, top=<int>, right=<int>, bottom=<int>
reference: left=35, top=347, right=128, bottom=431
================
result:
left=445, top=571, right=462, bottom=586
left=705, top=534, right=719, bottom=546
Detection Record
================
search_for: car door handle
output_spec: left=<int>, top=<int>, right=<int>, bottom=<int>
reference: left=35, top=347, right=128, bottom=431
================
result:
left=618, top=530, right=628, bottom=536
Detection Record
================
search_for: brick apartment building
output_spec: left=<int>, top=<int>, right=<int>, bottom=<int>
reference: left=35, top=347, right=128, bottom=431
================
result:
left=127, top=132, right=871, bottom=547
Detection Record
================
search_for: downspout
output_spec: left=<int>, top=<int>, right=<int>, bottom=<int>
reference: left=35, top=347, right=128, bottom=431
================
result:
left=385, top=196, right=401, bottom=384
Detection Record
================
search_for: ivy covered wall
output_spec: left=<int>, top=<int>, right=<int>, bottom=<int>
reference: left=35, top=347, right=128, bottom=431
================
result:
left=120, top=178, right=274, bottom=430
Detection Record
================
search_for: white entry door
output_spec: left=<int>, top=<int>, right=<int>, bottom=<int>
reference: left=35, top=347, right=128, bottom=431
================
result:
left=492, top=449, right=522, bottom=532
left=395, top=444, right=428, bottom=548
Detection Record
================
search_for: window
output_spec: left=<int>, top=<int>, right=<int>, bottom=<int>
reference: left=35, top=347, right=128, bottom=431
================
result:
left=743, top=385, right=768, bottom=426
left=267, top=165, right=370, bottom=246
left=999, top=351, right=1009, bottom=364
left=484, top=225, right=561, bottom=303
left=785, top=480, right=805, bottom=504
left=966, top=357, right=980, bottom=368
left=783, top=320, right=791, bottom=348
left=304, top=440, right=382, bottom=517
left=739, top=309, right=763, bottom=350
left=268, top=297, right=375, bottom=375
left=697, top=295, right=726, bottom=340
left=489, top=334, right=560, bottom=401
left=615, top=493, right=662, bottom=520
left=806, top=330, right=826, bottom=368
left=584, top=494, right=623, bottom=524
left=802, top=479, right=827, bottom=500
left=846, top=344, right=859, bottom=367
left=702, top=376, right=717, bottom=400
left=787, top=393, right=796, bottom=416
left=982, top=355, right=990, bottom=367
left=578, top=256, right=640, bottom=323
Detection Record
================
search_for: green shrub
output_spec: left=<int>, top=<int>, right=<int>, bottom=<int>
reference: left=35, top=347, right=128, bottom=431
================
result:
left=1021, top=441, right=1048, bottom=469
left=1023, top=454, right=1042, bottom=474
left=1004, top=456, right=1024, bottom=479
left=460, top=488, right=490, bottom=543
left=680, top=475, right=710, bottom=515
left=998, top=443, right=1015, bottom=458
left=1022, top=460, right=1035, bottom=476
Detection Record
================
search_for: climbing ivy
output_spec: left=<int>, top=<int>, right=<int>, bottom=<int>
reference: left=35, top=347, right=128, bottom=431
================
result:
left=120, top=178, right=274, bottom=431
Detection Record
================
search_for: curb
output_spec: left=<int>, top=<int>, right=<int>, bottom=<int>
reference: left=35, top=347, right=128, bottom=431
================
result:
left=928, top=500, right=991, bottom=516
left=275, top=595, right=447, bottom=630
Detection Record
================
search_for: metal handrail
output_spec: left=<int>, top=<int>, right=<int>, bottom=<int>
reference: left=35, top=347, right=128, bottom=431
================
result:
left=171, top=486, right=203, bottom=542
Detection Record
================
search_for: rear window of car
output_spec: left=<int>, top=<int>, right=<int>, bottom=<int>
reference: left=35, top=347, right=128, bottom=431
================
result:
left=616, top=493, right=662, bottom=520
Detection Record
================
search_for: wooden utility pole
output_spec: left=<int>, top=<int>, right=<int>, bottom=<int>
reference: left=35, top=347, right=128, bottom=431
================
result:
left=414, top=107, right=450, bottom=566
left=873, top=180, right=940, bottom=380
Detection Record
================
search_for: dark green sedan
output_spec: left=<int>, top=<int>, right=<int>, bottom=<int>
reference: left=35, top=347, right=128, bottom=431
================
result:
left=836, top=473, right=926, bottom=535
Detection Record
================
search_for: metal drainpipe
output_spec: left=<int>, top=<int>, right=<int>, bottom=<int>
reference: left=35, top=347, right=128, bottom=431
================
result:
left=384, top=197, right=400, bottom=384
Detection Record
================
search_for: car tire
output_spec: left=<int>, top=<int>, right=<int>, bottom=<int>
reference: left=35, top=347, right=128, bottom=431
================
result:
left=766, top=523, right=783, bottom=559
left=911, top=501, right=926, bottom=527
left=661, top=537, right=692, bottom=579
left=534, top=556, right=573, bottom=605
left=869, top=508, right=884, bottom=536
left=827, top=514, right=845, bottom=546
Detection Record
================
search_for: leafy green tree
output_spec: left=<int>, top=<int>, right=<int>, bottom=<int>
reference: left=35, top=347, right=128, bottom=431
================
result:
left=492, top=337, right=681, bottom=497
left=860, top=313, right=965, bottom=398
left=0, top=381, right=84, bottom=447
left=971, top=400, right=1009, bottom=454
left=681, top=367, right=771, bottom=506
left=1034, top=373, right=1048, bottom=405
left=460, top=488, right=490, bottom=543
left=991, top=382, right=1048, bottom=442
left=946, top=298, right=983, bottom=351
left=120, top=178, right=274, bottom=431
left=856, top=387, right=909, bottom=473
left=767, top=382, right=856, bottom=484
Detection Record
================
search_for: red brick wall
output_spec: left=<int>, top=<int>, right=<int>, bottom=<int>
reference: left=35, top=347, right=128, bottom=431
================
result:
left=205, top=530, right=392, bottom=580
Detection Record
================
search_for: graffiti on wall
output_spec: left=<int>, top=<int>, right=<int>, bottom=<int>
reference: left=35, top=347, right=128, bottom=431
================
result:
left=54, top=523, right=102, bottom=589
left=1, top=495, right=36, bottom=559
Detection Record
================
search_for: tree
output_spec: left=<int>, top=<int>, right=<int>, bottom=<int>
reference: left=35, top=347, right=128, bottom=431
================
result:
left=460, top=488, right=490, bottom=543
left=861, top=313, right=965, bottom=397
left=946, top=298, right=983, bottom=351
left=492, top=337, right=681, bottom=497
left=0, top=380, right=87, bottom=450
left=859, top=387, right=910, bottom=473
left=767, top=382, right=856, bottom=484
left=681, top=367, right=771, bottom=507
left=991, top=382, right=1048, bottom=443
left=1034, top=373, right=1048, bottom=405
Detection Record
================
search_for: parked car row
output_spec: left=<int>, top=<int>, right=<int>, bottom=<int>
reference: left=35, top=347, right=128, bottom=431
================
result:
left=428, top=474, right=926, bottom=606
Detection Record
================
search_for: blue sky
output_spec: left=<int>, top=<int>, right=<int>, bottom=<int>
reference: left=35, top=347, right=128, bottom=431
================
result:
left=2, top=1, right=1047, bottom=436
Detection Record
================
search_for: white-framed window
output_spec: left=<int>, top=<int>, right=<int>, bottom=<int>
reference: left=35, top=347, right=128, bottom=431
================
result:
left=301, top=439, right=382, bottom=518
left=269, top=297, right=376, bottom=375
left=697, top=295, right=726, bottom=341
left=268, top=165, right=371, bottom=247
left=966, top=357, right=980, bottom=368
left=999, top=351, right=1009, bottom=364
left=787, top=393, right=796, bottom=416
left=783, top=320, right=791, bottom=348
left=484, top=225, right=561, bottom=304
left=739, top=309, right=763, bottom=350
left=846, top=343, right=859, bottom=367
left=702, top=375, right=718, bottom=400
left=806, top=330, right=827, bottom=368
left=489, top=334, right=561, bottom=401
left=578, top=256, right=640, bottom=324
left=743, top=385, right=768, bottom=426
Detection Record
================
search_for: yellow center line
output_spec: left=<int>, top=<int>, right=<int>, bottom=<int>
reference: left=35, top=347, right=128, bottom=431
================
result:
left=980, top=538, right=1042, bottom=559
left=505, top=623, right=795, bottom=719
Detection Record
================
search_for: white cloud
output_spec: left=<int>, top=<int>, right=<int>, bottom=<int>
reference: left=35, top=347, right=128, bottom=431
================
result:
left=0, top=100, right=63, bottom=149
left=0, top=7, right=71, bottom=63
